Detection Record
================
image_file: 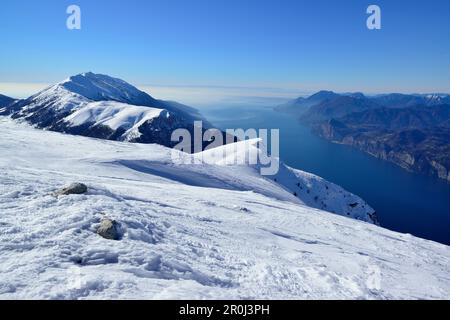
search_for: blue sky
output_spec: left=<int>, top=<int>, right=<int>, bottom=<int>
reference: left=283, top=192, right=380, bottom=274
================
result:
left=1, top=0, right=449, bottom=102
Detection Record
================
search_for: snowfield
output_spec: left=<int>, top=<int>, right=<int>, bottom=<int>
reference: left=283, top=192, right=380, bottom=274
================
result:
left=0, top=118, right=449, bottom=299
left=64, top=101, right=167, bottom=141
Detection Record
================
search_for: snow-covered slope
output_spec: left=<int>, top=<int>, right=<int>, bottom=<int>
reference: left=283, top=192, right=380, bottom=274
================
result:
left=63, top=101, right=170, bottom=142
left=0, top=118, right=449, bottom=299
left=1, top=73, right=210, bottom=146
left=198, top=139, right=377, bottom=223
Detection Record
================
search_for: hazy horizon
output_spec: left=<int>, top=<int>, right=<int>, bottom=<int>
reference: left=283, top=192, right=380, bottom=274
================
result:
left=1, top=77, right=449, bottom=107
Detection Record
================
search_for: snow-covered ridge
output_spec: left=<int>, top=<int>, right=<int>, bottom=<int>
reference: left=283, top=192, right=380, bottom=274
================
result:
left=197, top=138, right=377, bottom=223
left=64, top=101, right=169, bottom=142
left=65, top=102, right=164, bottom=130
left=23, top=84, right=91, bottom=112
left=1, top=118, right=449, bottom=299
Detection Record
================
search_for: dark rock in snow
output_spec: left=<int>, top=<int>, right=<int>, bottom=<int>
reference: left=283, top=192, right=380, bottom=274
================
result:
left=97, top=218, right=122, bottom=240
left=57, top=183, right=88, bottom=195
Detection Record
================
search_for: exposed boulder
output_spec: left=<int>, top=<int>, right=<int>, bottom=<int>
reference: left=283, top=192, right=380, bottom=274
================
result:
left=97, top=218, right=122, bottom=240
left=56, top=183, right=88, bottom=195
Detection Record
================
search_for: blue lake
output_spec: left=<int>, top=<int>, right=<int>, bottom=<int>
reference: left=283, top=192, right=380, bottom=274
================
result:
left=201, top=104, right=450, bottom=245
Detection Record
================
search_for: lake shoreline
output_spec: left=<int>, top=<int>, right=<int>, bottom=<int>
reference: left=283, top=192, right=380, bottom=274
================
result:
left=200, top=104, right=450, bottom=245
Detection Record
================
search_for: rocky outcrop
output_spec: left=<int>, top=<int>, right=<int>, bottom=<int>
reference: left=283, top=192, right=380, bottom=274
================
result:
left=315, top=122, right=450, bottom=182
left=97, top=218, right=122, bottom=240
left=56, top=183, right=88, bottom=195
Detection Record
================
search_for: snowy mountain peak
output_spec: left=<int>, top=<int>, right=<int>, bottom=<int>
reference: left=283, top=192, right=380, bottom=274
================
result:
left=2, top=72, right=211, bottom=147
left=57, top=72, right=158, bottom=106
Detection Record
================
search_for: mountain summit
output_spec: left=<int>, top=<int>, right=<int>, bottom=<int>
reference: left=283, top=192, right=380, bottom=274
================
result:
left=59, top=72, right=161, bottom=106
left=0, top=73, right=209, bottom=147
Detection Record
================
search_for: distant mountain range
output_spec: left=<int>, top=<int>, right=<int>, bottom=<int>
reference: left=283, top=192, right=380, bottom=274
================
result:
left=0, top=72, right=213, bottom=150
left=276, top=90, right=450, bottom=120
left=276, top=91, right=450, bottom=181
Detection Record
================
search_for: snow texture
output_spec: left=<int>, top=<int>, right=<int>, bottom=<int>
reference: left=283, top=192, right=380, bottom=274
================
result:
left=0, top=118, right=449, bottom=300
